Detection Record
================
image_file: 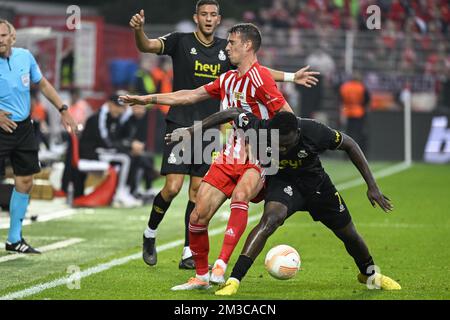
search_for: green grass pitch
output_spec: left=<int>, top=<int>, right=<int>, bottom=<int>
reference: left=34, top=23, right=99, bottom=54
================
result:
left=0, top=161, right=449, bottom=300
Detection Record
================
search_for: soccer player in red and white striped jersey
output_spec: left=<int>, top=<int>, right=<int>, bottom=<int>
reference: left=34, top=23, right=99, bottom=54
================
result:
left=121, top=23, right=319, bottom=291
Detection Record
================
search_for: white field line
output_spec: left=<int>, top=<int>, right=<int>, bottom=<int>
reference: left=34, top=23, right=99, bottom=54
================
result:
left=0, top=238, right=84, bottom=264
left=0, top=162, right=412, bottom=300
left=0, top=209, right=79, bottom=230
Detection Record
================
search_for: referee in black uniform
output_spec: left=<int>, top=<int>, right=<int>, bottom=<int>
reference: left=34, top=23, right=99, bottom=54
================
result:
left=130, top=0, right=320, bottom=269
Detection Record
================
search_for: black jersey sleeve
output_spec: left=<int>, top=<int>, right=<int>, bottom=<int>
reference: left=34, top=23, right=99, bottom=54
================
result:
left=158, top=32, right=181, bottom=56
left=302, top=119, right=344, bottom=152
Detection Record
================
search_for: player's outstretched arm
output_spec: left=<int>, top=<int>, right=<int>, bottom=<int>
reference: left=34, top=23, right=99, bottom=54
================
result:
left=164, top=108, right=244, bottom=145
left=266, top=65, right=320, bottom=87
left=120, top=86, right=211, bottom=107
left=338, top=133, right=393, bottom=212
left=130, top=9, right=162, bottom=54
left=38, top=77, right=78, bottom=134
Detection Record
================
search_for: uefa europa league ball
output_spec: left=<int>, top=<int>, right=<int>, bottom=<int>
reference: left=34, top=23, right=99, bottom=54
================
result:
left=264, top=244, right=301, bottom=280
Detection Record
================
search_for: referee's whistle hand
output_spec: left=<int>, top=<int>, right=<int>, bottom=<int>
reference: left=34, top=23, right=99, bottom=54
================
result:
left=0, top=111, right=17, bottom=133
left=61, top=112, right=79, bottom=134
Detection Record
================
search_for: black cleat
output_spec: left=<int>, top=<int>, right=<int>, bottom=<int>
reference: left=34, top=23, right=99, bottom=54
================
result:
left=179, top=256, right=196, bottom=269
left=5, top=238, right=41, bottom=254
left=142, top=235, right=157, bottom=266
left=178, top=256, right=213, bottom=270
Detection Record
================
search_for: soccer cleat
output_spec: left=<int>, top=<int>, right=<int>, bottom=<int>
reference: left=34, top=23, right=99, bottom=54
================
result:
left=171, top=277, right=211, bottom=291
left=142, top=236, right=157, bottom=266
left=113, top=189, right=142, bottom=208
left=357, top=273, right=402, bottom=290
left=215, top=278, right=240, bottom=296
left=210, top=260, right=226, bottom=284
left=5, top=238, right=41, bottom=254
left=179, top=256, right=196, bottom=269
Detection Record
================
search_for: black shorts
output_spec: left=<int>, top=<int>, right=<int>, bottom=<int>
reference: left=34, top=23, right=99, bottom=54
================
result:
left=265, top=173, right=351, bottom=230
left=161, top=120, right=218, bottom=177
left=0, top=117, right=41, bottom=176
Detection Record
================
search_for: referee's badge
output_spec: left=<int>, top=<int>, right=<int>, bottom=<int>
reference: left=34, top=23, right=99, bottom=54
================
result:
left=284, top=186, right=293, bottom=197
left=218, top=50, right=226, bottom=61
left=21, top=73, right=30, bottom=87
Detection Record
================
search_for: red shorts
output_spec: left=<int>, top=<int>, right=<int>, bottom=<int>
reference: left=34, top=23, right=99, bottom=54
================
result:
left=202, top=161, right=266, bottom=203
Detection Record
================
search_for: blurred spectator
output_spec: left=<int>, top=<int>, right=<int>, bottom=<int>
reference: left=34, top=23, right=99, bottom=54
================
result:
left=76, top=91, right=142, bottom=207
left=400, top=38, right=418, bottom=74
left=339, top=73, right=371, bottom=153
left=68, top=87, right=93, bottom=129
left=268, top=0, right=291, bottom=29
left=305, top=47, right=336, bottom=80
left=120, top=105, right=159, bottom=201
left=150, top=57, right=173, bottom=115
left=440, top=67, right=450, bottom=109
left=30, top=90, right=50, bottom=149
left=132, top=57, right=158, bottom=96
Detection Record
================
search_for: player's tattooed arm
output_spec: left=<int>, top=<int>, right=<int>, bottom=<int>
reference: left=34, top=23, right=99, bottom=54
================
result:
left=164, top=108, right=245, bottom=145
left=339, top=133, right=393, bottom=213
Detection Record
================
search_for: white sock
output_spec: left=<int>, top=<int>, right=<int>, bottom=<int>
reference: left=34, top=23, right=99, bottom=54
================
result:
left=144, top=227, right=156, bottom=239
left=182, top=246, right=192, bottom=260
left=196, top=272, right=209, bottom=282
left=215, top=259, right=227, bottom=271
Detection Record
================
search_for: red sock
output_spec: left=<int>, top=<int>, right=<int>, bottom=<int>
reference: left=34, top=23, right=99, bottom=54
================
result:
left=218, top=201, right=249, bottom=263
left=189, top=223, right=209, bottom=275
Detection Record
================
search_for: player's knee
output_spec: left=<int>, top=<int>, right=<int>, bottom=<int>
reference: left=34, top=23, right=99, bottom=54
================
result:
left=260, top=211, right=285, bottom=236
left=334, top=221, right=360, bottom=243
left=231, top=190, right=251, bottom=203
left=188, top=186, right=199, bottom=201
left=15, top=176, right=33, bottom=194
left=190, top=201, right=210, bottom=225
left=163, top=182, right=182, bottom=199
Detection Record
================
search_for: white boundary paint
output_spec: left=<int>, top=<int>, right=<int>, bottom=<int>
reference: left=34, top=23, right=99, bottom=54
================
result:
left=0, top=238, right=84, bottom=264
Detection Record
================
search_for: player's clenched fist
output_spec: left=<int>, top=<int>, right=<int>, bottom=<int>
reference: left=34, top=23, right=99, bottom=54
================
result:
left=130, top=9, right=145, bottom=30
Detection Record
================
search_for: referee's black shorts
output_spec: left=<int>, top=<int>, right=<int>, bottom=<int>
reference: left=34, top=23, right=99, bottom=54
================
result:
left=265, top=173, right=352, bottom=231
left=161, top=120, right=219, bottom=177
left=0, top=117, right=41, bottom=176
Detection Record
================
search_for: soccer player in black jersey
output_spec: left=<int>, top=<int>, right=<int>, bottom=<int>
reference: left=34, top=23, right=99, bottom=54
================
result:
left=129, top=0, right=319, bottom=269
left=165, top=109, right=401, bottom=294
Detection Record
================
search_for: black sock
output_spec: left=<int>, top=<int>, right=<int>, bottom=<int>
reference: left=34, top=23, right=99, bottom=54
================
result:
left=230, top=255, right=254, bottom=282
left=184, top=200, right=196, bottom=247
left=148, top=192, right=171, bottom=231
left=357, top=256, right=376, bottom=276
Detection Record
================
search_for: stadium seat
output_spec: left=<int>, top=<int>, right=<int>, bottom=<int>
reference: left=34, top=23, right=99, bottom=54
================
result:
left=68, top=133, right=118, bottom=208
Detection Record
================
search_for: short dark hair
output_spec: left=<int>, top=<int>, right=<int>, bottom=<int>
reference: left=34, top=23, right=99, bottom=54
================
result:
left=269, top=112, right=299, bottom=135
left=228, top=23, right=262, bottom=53
left=196, top=0, right=220, bottom=13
